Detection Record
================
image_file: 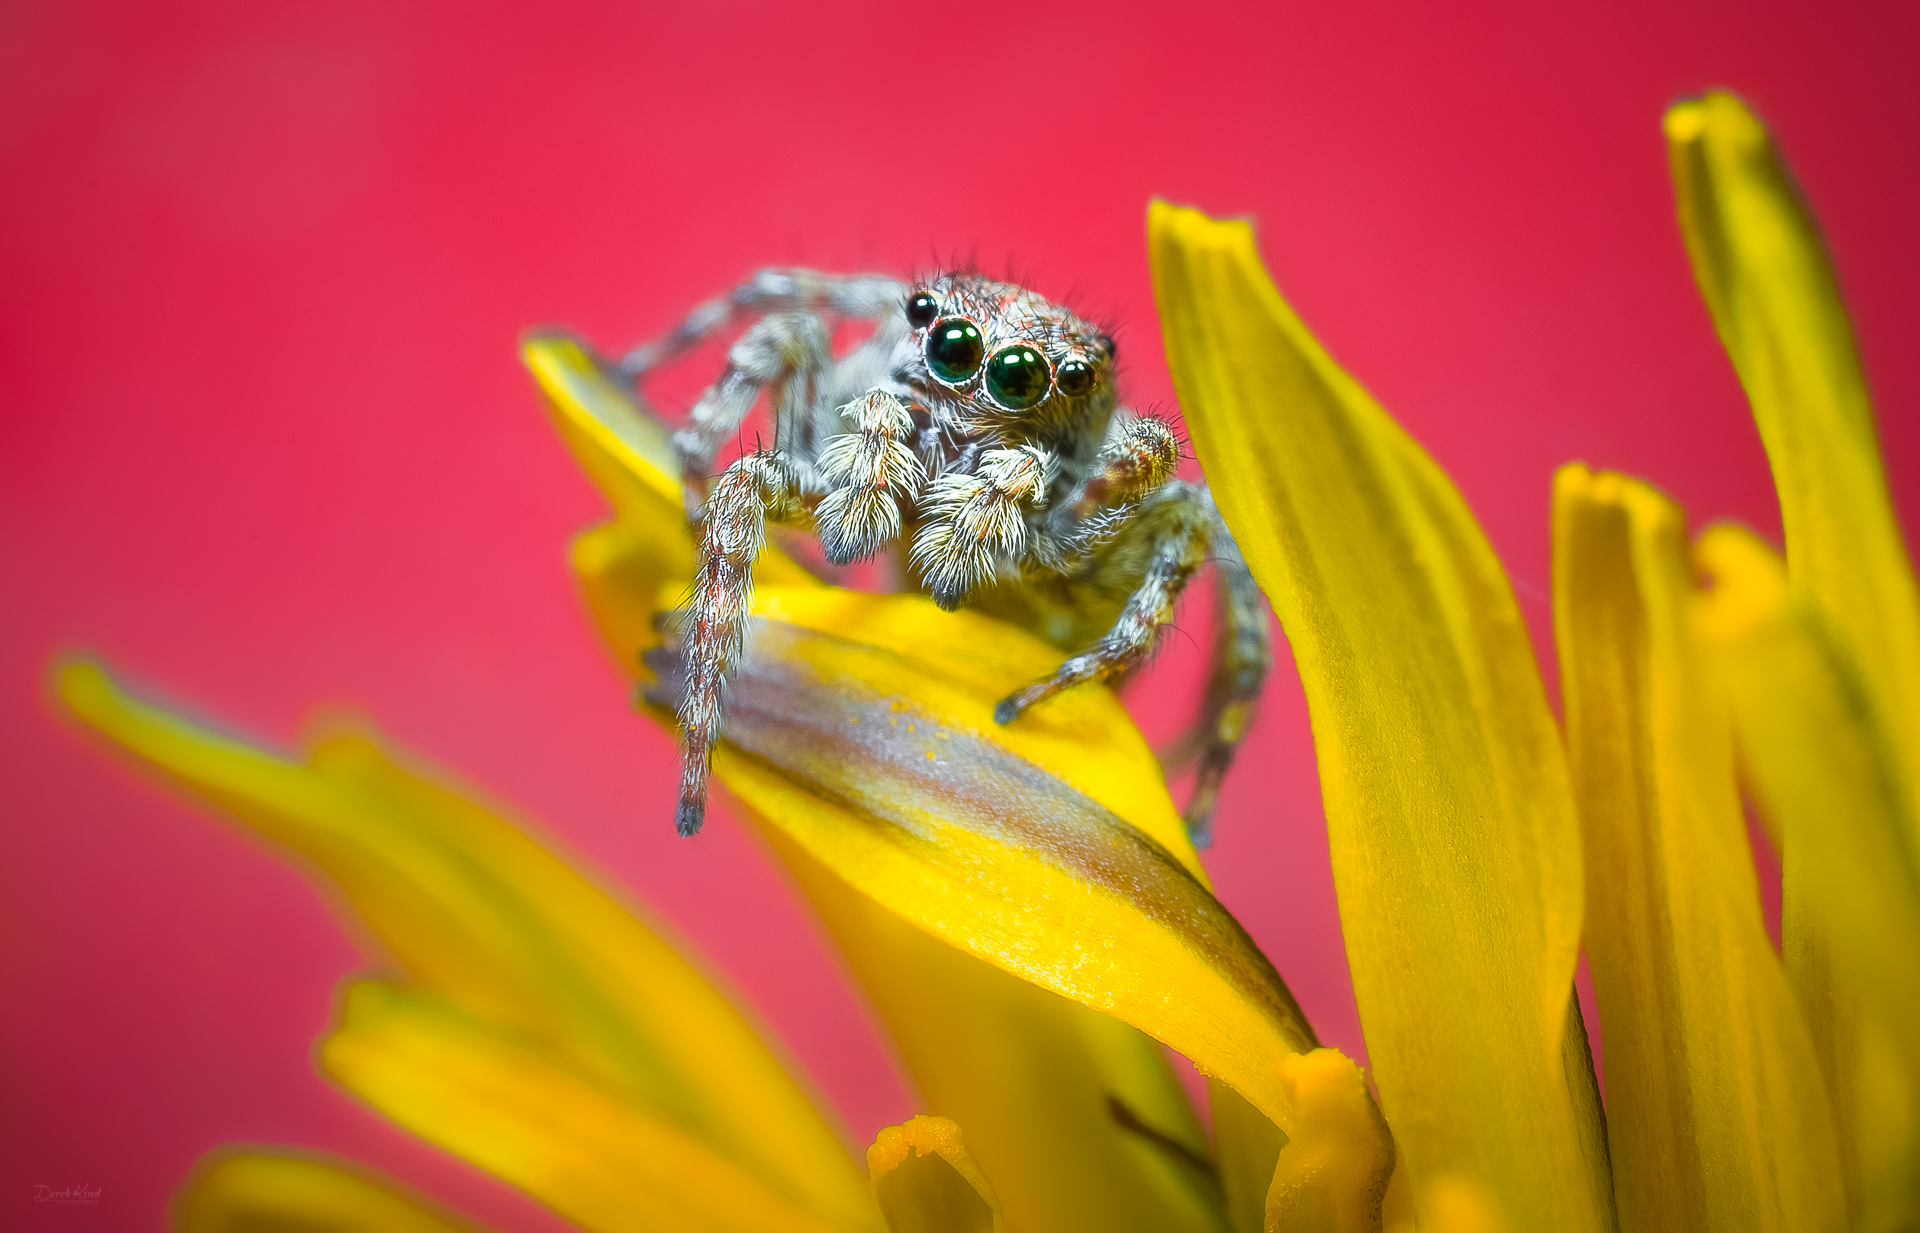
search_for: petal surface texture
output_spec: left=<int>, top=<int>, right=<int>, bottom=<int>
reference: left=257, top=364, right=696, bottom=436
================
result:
left=1552, top=468, right=1846, bottom=1231
left=56, top=661, right=879, bottom=1233
left=867, top=1116, right=1006, bottom=1233
left=765, top=823, right=1232, bottom=1233
left=175, top=1150, right=483, bottom=1233
left=1149, top=200, right=1609, bottom=1231
left=1695, top=525, right=1920, bottom=1228
left=1667, top=92, right=1920, bottom=863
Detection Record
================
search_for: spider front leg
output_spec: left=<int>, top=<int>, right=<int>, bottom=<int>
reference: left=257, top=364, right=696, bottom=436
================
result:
left=669, top=449, right=817, bottom=837
left=814, top=390, right=926, bottom=564
left=911, top=445, right=1054, bottom=609
left=996, top=482, right=1213, bottom=718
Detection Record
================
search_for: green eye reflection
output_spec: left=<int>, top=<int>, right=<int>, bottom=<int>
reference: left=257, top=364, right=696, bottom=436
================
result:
left=1056, top=358, right=1096, bottom=397
left=926, top=317, right=985, bottom=384
left=984, top=344, right=1053, bottom=410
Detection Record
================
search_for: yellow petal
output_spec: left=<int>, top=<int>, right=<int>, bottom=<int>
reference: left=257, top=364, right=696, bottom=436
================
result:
left=1149, top=200, right=1606, bottom=1230
left=522, top=333, right=686, bottom=528
left=1666, top=92, right=1920, bottom=858
left=324, top=981, right=849, bottom=1233
left=1695, top=524, right=1920, bottom=1228
left=766, top=820, right=1230, bottom=1233
left=54, top=660, right=876, bottom=1233
left=1552, top=466, right=1846, bottom=1230
left=867, top=1116, right=1006, bottom=1233
left=175, top=1149, right=482, bottom=1232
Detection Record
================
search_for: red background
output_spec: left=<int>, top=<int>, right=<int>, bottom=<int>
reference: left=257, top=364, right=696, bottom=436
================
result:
left=3, top=2, right=1915, bottom=1229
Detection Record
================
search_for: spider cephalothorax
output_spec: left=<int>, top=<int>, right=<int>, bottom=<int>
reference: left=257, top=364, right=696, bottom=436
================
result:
left=598, top=268, right=1269, bottom=844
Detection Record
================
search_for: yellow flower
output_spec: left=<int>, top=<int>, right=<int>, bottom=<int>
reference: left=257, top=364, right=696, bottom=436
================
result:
left=1150, top=90, right=1919, bottom=1230
left=54, top=89, right=1918, bottom=1233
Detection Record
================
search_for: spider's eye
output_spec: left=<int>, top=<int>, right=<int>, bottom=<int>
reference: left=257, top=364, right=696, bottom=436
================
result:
left=925, top=317, right=985, bottom=383
left=905, top=291, right=939, bottom=329
left=985, top=343, right=1053, bottom=410
left=1055, top=358, right=1096, bottom=397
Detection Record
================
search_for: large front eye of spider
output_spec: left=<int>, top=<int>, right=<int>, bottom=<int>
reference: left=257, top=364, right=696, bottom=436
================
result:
left=905, top=290, right=939, bottom=329
left=984, top=343, right=1054, bottom=410
left=925, top=316, right=985, bottom=384
left=1055, top=358, right=1096, bottom=397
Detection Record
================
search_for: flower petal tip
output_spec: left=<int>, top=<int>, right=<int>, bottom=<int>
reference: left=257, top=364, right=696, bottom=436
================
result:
left=1663, top=90, right=1763, bottom=148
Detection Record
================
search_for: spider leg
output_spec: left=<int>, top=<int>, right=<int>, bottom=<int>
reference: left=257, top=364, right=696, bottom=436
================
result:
left=998, top=482, right=1258, bottom=843
left=814, top=389, right=926, bottom=565
left=615, top=268, right=904, bottom=380
left=996, top=483, right=1212, bottom=717
left=1176, top=516, right=1269, bottom=846
left=670, top=449, right=819, bottom=836
left=1031, top=412, right=1181, bottom=568
left=911, top=445, right=1054, bottom=609
left=671, top=311, right=832, bottom=506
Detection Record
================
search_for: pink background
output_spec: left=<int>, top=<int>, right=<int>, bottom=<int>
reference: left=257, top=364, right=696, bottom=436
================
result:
left=3, top=1, right=1915, bottom=1228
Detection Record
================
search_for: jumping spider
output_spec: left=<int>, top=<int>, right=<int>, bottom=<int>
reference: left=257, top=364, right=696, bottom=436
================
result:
left=600, top=269, right=1269, bottom=845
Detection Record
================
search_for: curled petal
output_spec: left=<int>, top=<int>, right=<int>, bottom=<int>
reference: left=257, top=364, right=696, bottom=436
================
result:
left=1149, top=200, right=1605, bottom=1230
left=646, top=588, right=1319, bottom=1125
left=174, top=1149, right=482, bottom=1233
left=867, top=1116, right=1006, bottom=1233
left=1667, top=93, right=1920, bottom=861
left=1696, top=524, right=1920, bottom=1228
left=1553, top=467, right=1845, bottom=1230
left=54, top=661, right=876, bottom=1233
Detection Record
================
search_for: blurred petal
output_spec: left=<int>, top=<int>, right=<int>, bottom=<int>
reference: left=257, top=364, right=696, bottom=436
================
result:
left=175, top=1149, right=482, bottom=1232
left=523, top=333, right=687, bottom=529
left=1696, top=524, right=1920, bottom=1227
left=1553, top=467, right=1845, bottom=1231
left=1149, top=200, right=1607, bottom=1230
left=325, top=981, right=848, bottom=1233
left=1211, top=1079, right=1288, bottom=1233
left=867, top=1116, right=1005, bottom=1233
left=54, top=661, right=877, bottom=1233
left=766, top=821, right=1229, bottom=1233
left=1667, top=93, right=1920, bottom=860
left=524, top=332, right=817, bottom=579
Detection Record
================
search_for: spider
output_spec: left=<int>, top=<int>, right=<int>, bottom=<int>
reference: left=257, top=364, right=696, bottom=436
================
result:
left=598, top=268, right=1269, bottom=846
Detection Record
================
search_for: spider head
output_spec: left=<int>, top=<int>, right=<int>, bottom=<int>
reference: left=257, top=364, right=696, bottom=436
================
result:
left=902, top=275, right=1116, bottom=428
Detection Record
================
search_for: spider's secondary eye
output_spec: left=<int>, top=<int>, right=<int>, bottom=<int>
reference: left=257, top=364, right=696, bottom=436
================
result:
left=1055, top=358, right=1096, bottom=397
left=926, top=317, right=985, bottom=383
left=985, top=343, right=1053, bottom=410
left=905, top=291, right=939, bottom=328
